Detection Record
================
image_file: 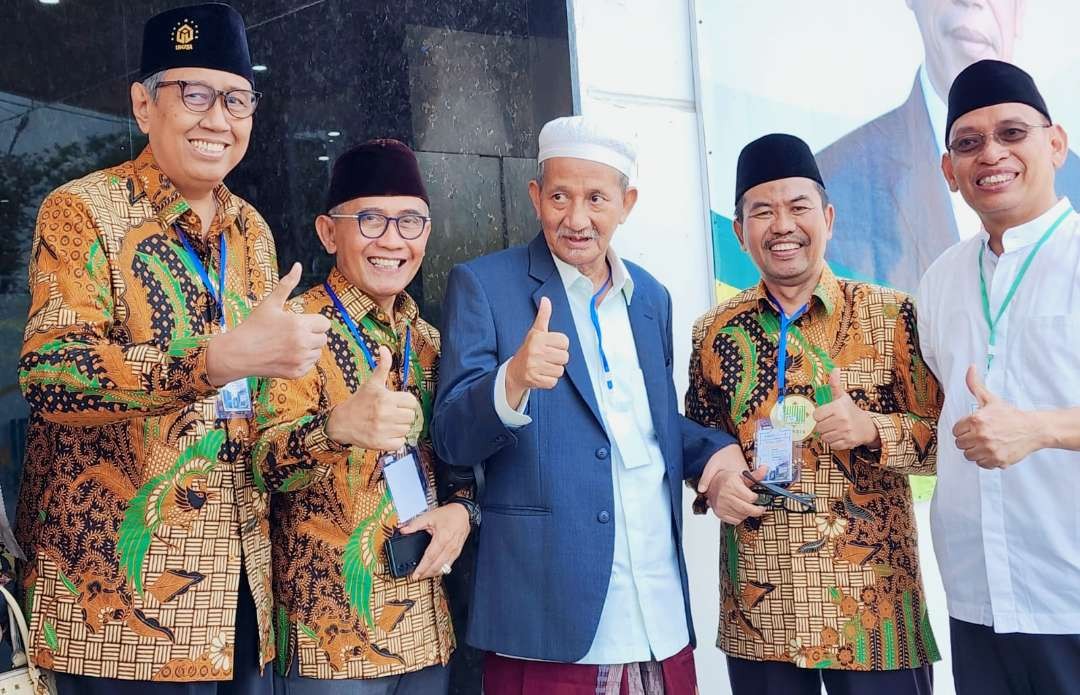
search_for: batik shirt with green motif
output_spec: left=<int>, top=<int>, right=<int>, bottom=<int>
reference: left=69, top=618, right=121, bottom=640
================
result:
left=252, top=269, right=454, bottom=680
left=15, top=146, right=279, bottom=681
left=686, top=266, right=943, bottom=671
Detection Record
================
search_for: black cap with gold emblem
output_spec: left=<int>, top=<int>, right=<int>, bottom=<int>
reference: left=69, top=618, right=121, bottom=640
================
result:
left=139, top=3, right=254, bottom=83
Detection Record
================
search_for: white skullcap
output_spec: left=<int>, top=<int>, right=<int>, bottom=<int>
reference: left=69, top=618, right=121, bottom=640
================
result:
left=537, top=115, right=637, bottom=179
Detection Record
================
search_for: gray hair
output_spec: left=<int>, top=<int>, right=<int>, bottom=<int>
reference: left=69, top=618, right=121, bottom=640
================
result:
left=141, top=70, right=167, bottom=100
left=535, top=160, right=630, bottom=193
left=734, top=181, right=829, bottom=223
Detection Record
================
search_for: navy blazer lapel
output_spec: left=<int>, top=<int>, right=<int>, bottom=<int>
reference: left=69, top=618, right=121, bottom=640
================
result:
left=896, top=77, right=959, bottom=271
left=527, top=235, right=604, bottom=428
left=625, top=278, right=668, bottom=450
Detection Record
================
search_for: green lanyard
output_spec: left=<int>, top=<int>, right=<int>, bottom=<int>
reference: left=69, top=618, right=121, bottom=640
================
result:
left=978, top=206, right=1070, bottom=372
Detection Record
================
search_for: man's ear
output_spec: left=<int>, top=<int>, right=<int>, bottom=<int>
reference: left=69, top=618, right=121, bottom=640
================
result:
left=527, top=179, right=543, bottom=220
left=619, top=186, right=638, bottom=223
left=315, top=215, right=338, bottom=254
left=130, top=81, right=153, bottom=136
left=941, top=153, right=960, bottom=193
left=1050, top=124, right=1069, bottom=169
left=733, top=218, right=747, bottom=252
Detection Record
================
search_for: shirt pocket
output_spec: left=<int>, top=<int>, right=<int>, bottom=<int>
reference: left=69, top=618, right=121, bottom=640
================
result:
left=1011, top=314, right=1080, bottom=408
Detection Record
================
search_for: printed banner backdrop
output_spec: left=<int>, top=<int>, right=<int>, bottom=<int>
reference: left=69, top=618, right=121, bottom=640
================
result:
left=693, top=0, right=1080, bottom=500
left=695, top=0, right=1080, bottom=300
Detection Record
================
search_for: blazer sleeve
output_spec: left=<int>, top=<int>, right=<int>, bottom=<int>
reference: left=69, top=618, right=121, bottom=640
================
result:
left=658, top=287, right=736, bottom=481
left=432, top=263, right=525, bottom=469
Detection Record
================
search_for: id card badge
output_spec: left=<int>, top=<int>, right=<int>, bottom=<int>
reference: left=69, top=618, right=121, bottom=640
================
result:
left=382, top=449, right=430, bottom=523
left=754, top=419, right=799, bottom=485
left=216, top=378, right=253, bottom=419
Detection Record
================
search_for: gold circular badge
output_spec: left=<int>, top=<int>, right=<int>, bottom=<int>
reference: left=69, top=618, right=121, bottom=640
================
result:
left=770, top=395, right=817, bottom=440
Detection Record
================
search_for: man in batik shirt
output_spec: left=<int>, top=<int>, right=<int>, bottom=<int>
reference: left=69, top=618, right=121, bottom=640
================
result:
left=15, top=4, right=330, bottom=694
left=253, top=140, right=475, bottom=695
left=688, top=134, right=943, bottom=695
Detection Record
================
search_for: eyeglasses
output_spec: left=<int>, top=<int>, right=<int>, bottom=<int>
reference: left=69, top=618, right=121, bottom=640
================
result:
left=948, top=122, right=1052, bottom=155
left=329, top=212, right=431, bottom=240
left=742, top=470, right=816, bottom=513
left=157, top=80, right=262, bottom=118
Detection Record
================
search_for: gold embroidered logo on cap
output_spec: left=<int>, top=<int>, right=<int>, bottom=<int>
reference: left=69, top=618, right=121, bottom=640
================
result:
left=172, top=20, right=199, bottom=51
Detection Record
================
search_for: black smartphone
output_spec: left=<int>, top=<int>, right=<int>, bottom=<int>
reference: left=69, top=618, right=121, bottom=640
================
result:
left=385, top=530, right=431, bottom=578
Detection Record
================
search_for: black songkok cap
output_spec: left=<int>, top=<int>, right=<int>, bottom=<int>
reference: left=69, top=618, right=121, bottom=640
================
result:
left=326, top=139, right=430, bottom=211
left=140, top=3, right=254, bottom=83
left=735, top=133, right=823, bottom=204
left=946, top=59, right=1050, bottom=144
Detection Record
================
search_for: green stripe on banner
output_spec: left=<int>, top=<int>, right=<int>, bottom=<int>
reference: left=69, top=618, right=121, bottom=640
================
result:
left=711, top=211, right=760, bottom=290
left=909, top=475, right=936, bottom=502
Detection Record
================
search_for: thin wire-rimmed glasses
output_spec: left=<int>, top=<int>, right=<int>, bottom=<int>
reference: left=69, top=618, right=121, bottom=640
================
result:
left=157, top=80, right=262, bottom=118
left=948, top=122, right=1052, bottom=155
left=742, top=470, right=816, bottom=513
left=329, top=212, right=431, bottom=240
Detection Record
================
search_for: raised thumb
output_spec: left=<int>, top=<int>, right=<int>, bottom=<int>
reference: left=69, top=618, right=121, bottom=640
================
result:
left=532, top=296, right=552, bottom=332
left=266, top=262, right=302, bottom=306
left=965, top=364, right=993, bottom=407
left=370, top=344, right=394, bottom=387
left=828, top=369, right=846, bottom=401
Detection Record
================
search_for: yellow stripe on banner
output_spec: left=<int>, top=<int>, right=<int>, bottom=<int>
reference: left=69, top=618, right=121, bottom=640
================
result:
left=715, top=280, right=740, bottom=303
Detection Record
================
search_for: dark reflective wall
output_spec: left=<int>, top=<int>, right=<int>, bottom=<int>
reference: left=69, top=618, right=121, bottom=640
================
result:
left=0, top=1, right=573, bottom=691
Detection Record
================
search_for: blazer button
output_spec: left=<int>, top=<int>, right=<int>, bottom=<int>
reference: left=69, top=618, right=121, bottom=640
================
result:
left=596, top=447, right=609, bottom=459
left=597, top=510, right=611, bottom=523
left=494, top=434, right=507, bottom=444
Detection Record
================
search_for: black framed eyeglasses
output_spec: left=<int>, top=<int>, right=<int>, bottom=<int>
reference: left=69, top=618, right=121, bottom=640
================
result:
left=948, top=122, right=1052, bottom=155
left=157, top=80, right=262, bottom=118
left=742, top=470, right=816, bottom=513
left=329, top=212, right=431, bottom=240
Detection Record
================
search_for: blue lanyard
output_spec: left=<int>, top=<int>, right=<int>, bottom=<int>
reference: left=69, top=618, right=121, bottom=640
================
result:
left=768, top=292, right=808, bottom=406
left=324, top=281, right=411, bottom=387
left=175, top=225, right=227, bottom=328
left=588, top=272, right=614, bottom=391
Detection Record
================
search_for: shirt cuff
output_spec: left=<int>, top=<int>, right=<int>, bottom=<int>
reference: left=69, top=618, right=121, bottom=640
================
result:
left=307, top=410, right=351, bottom=454
left=494, top=360, right=531, bottom=429
left=856, top=412, right=898, bottom=467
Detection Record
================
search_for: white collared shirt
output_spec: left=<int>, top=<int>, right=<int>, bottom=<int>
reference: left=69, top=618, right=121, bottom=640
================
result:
left=917, top=197, right=1080, bottom=633
left=493, top=246, right=689, bottom=663
left=920, top=63, right=984, bottom=240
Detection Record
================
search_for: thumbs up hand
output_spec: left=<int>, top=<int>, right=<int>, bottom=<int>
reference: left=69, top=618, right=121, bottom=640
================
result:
left=206, top=262, right=331, bottom=385
left=813, top=369, right=881, bottom=451
left=504, top=296, right=571, bottom=409
left=952, top=365, right=1037, bottom=469
left=326, top=345, right=422, bottom=451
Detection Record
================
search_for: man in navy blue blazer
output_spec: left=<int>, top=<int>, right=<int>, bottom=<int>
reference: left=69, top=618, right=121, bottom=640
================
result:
left=432, top=116, right=742, bottom=695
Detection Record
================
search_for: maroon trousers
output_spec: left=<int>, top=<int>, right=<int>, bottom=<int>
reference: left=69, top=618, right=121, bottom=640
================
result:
left=483, top=645, right=698, bottom=695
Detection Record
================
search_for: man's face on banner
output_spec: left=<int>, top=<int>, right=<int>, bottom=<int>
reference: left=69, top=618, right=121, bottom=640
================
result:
left=908, top=0, right=1024, bottom=87
left=734, top=177, right=834, bottom=289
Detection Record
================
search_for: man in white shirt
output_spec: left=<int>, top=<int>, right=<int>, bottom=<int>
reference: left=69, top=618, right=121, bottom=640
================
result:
left=917, top=58, right=1080, bottom=694
left=432, top=115, right=744, bottom=695
left=817, top=0, right=1080, bottom=292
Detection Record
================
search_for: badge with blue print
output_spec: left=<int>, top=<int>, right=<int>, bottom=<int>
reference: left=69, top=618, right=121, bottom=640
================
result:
left=216, top=377, right=253, bottom=419
left=754, top=418, right=800, bottom=485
